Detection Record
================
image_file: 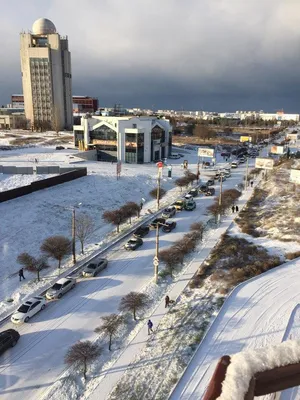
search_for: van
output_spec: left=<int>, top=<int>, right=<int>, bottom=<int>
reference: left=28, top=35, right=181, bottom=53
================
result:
left=231, top=161, right=238, bottom=168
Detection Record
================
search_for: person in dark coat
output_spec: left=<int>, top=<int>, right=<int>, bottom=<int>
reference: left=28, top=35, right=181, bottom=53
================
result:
left=250, top=181, right=254, bottom=187
left=147, top=319, right=154, bottom=335
left=231, top=205, right=235, bottom=213
left=19, top=268, right=25, bottom=281
left=165, top=295, right=170, bottom=308
left=236, top=205, right=239, bottom=212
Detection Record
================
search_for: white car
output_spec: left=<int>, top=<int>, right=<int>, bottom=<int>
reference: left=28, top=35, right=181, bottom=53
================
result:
left=184, top=194, right=193, bottom=201
left=231, top=161, right=238, bottom=168
left=11, top=296, right=46, bottom=324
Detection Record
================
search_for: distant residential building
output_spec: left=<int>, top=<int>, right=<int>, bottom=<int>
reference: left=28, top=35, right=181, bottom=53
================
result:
left=73, top=96, right=98, bottom=114
left=259, top=111, right=299, bottom=122
left=74, top=116, right=172, bottom=163
left=0, top=112, right=27, bottom=129
left=11, top=95, right=25, bottom=109
left=20, top=18, right=73, bottom=130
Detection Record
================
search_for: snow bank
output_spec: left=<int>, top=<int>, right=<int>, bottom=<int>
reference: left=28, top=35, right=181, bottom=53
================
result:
left=218, top=340, right=300, bottom=400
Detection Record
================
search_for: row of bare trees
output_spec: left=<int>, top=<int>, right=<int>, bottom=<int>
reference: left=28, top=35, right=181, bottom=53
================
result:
left=159, top=221, right=206, bottom=277
left=175, top=170, right=198, bottom=191
left=64, top=291, right=149, bottom=379
left=102, top=201, right=141, bottom=233
left=207, top=189, right=242, bottom=223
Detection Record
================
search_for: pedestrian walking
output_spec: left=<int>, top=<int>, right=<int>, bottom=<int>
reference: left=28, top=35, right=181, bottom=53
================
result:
left=250, top=181, right=254, bottom=188
left=147, top=319, right=154, bottom=335
left=165, top=295, right=170, bottom=308
left=231, top=205, right=235, bottom=213
left=19, top=268, right=25, bottom=282
left=236, top=205, right=239, bottom=213
left=140, top=201, right=143, bottom=210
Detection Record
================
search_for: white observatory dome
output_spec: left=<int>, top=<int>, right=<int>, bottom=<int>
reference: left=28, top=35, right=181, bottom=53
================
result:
left=32, top=18, right=56, bottom=35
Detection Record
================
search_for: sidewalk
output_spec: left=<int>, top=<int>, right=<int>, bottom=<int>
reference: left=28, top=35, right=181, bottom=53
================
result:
left=87, top=184, right=256, bottom=400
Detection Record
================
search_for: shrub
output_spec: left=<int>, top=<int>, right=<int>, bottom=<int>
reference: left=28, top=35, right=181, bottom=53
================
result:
left=285, top=251, right=300, bottom=260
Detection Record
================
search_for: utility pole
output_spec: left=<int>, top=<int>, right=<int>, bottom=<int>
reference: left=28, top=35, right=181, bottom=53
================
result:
left=156, top=168, right=161, bottom=211
left=245, top=157, right=249, bottom=190
left=153, top=223, right=160, bottom=283
left=72, top=208, right=76, bottom=264
left=218, top=175, right=223, bottom=224
left=196, top=160, right=200, bottom=183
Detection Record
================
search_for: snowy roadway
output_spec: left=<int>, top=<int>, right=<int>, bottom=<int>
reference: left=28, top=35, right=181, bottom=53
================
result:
left=0, top=159, right=250, bottom=400
left=170, top=257, right=300, bottom=400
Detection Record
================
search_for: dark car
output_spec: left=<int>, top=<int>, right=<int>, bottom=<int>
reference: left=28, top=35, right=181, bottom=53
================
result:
left=149, top=217, right=166, bottom=229
left=133, top=225, right=150, bottom=238
left=221, top=152, right=230, bottom=157
left=185, top=200, right=196, bottom=211
left=199, top=185, right=208, bottom=193
left=206, top=179, right=214, bottom=186
left=125, top=237, right=143, bottom=250
left=162, top=221, right=177, bottom=232
left=188, top=188, right=198, bottom=197
left=206, top=187, right=216, bottom=196
left=0, top=329, right=20, bottom=354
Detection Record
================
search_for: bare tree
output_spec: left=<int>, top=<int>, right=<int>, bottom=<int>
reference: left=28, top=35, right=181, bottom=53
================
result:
left=75, top=213, right=94, bottom=254
left=119, top=292, right=149, bottom=321
left=193, top=124, right=216, bottom=140
left=102, top=209, right=127, bottom=233
left=95, top=314, right=124, bottom=351
left=159, top=248, right=179, bottom=277
left=17, top=253, right=49, bottom=282
left=40, top=236, right=71, bottom=271
left=207, top=203, right=224, bottom=224
left=149, top=187, right=166, bottom=200
left=126, top=202, right=141, bottom=219
left=184, top=170, right=198, bottom=185
left=175, top=177, right=190, bottom=192
left=190, top=222, right=206, bottom=241
left=65, top=340, right=101, bottom=380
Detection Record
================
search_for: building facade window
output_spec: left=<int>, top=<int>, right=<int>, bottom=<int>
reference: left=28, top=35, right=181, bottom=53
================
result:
left=90, top=125, right=117, bottom=141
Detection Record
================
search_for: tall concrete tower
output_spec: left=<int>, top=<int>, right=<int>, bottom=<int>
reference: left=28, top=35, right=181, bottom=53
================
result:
left=20, top=18, right=73, bottom=130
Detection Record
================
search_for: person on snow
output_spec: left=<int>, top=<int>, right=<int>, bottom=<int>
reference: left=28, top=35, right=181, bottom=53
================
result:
left=236, top=205, right=239, bottom=212
left=250, top=181, right=254, bottom=187
left=231, top=205, right=235, bottom=213
left=147, top=319, right=154, bottom=335
left=19, top=268, right=25, bottom=281
left=165, top=295, right=170, bottom=308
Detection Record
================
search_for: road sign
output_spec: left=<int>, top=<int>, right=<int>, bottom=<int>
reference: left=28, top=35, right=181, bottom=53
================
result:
left=153, top=260, right=159, bottom=267
left=153, top=256, right=159, bottom=262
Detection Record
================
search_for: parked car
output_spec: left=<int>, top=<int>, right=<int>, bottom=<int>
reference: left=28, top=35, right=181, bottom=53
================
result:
left=0, top=329, right=20, bottom=354
left=162, top=220, right=177, bottom=232
left=199, top=185, right=208, bottom=193
left=231, top=161, right=238, bottom=168
left=82, top=259, right=108, bottom=277
left=133, top=225, right=150, bottom=238
left=221, top=152, right=230, bottom=157
left=55, top=146, right=65, bottom=150
left=206, top=187, right=216, bottom=196
left=46, top=277, right=76, bottom=299
left=206, top=179, right=214, bottom=186
left=188, top=188, right=198, bottom=197
left=149, top=217, right=166, bottom=229
left=124, top=237, right=143, bottom=250
left=185, top=200, right=196, bottom=211
left=224, top=171, right=231, bottom=177
left=162, top=206, right=176, bottom=219
left=11, top=296, right=46, bottom=324
left=218, top=175, right=226, bottom=182
left=169, top=154, right=181, bottom=159
left=214, top=173, right=220, bottom=180
left=172, top=200, right=186, bottom=211
left=184, top=194, right=193, bottom=201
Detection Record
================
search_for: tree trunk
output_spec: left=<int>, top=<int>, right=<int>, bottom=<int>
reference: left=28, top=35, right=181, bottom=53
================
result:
left=37, top=269, right=40, bottom=282
left=133, top=308, right=136, bottom=321
left=58, top=259, right=61, bottom=270
left=81, top=241, right=84, bottom=254
left=117, top=224, right=120, bottom=233
left=109, top=334, right=112, bottom=351
left=83, top=360, right=87, bottom=380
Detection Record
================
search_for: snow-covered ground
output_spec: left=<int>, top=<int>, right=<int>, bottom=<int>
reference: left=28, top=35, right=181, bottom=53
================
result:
left=171, top=257, right=300, bottom=400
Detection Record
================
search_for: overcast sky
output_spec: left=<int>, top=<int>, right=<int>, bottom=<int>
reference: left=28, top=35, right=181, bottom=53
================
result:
left=1, top=0, right=300, bottom=112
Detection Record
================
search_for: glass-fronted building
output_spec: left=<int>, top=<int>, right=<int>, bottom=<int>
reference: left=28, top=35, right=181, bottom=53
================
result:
left=74, top=116, right=172, bottom=164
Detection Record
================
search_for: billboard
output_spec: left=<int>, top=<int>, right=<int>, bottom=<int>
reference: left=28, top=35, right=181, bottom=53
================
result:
left=290, top=169, right=300, bottom=185
left=286, top=133, right=299, bottom=143
left=198, top=148, right=215, bottom=158
left=255, top=157, right=274, bottom=170
left=240, top=136, right=252, bottom=143
left=271, top=145, right=285, bottom=154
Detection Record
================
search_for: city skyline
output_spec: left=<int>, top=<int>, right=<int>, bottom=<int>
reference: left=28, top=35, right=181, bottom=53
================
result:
left=1, top=0, right=300, bottom=112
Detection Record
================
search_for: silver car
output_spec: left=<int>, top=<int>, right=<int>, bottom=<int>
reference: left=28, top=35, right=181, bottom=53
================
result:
left=82, top=258, right=108, bottom=277
left=46, top=277, right=76, bottom=300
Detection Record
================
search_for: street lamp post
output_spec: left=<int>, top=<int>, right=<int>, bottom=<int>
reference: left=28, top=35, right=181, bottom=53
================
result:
left=218, top=175, right=223, bottom=224
left=245, top=156, right=249, bottom=190
left=72, top=208, right=76, bottom=264
left=156, top=167, right=161, bottom=211
left=153, top=221, right=168, bottom=284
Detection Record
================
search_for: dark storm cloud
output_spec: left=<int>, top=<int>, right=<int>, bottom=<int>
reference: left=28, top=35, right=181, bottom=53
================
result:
left=1, top=0, right=300, bottom=111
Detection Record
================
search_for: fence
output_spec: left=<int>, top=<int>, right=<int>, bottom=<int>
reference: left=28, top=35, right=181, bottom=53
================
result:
left=0, top=167, right=87, bottom=203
